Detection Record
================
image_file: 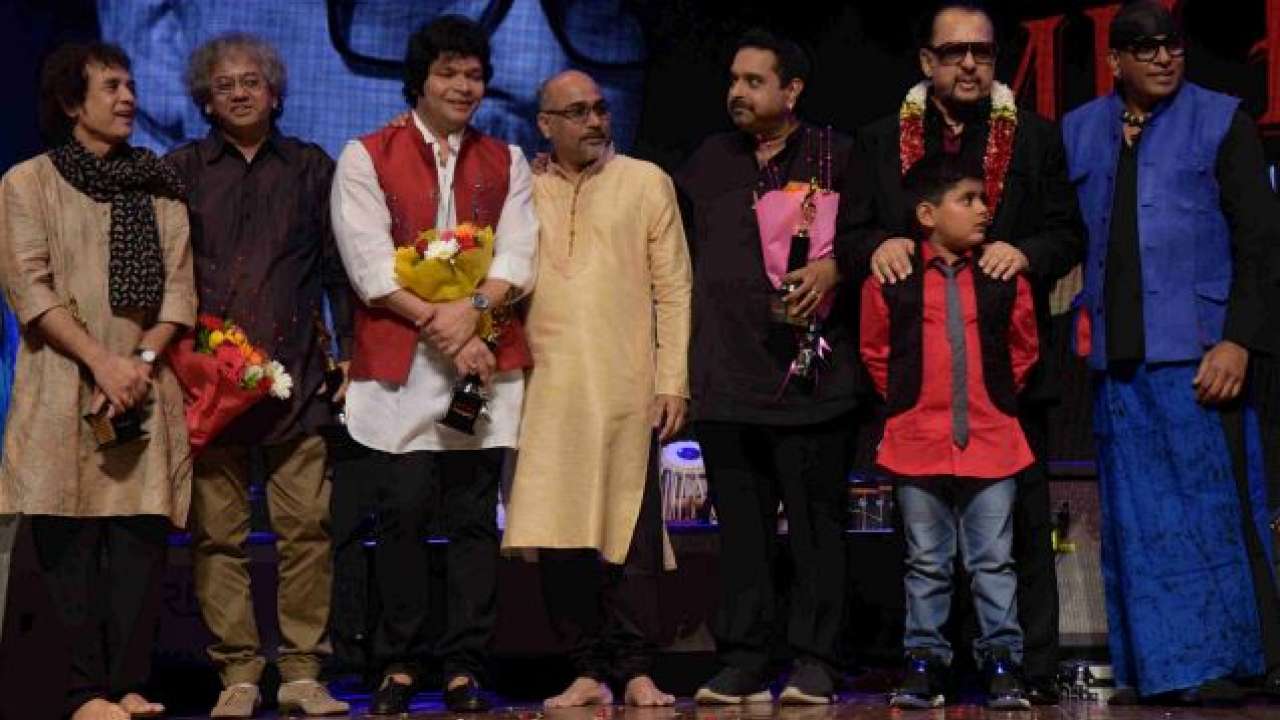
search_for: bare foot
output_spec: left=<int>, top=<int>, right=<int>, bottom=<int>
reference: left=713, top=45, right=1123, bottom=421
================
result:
left=624, top=675, right=675, bottom=707
left=71, top=699, right=129, bottom=720
left=119, top=693, right=165, bottom=717
left=545, top=676, right=615, bottom=708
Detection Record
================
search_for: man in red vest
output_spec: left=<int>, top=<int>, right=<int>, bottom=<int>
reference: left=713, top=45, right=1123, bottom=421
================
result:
left=330, top=14, right=537, bottom=716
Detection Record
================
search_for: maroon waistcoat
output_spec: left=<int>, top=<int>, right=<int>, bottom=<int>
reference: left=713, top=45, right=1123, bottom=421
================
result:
left=350, top=124, right=511, bottom=384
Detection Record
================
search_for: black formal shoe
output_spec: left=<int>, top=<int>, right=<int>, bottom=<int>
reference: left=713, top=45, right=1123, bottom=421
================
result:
left=1263, top=667, right=1280, bottom=697
left=1024, top=677, right=1060, bottom=705
left=444, top=675, right=492, bottom=713
left=1178, top=677, right=1245, bottom=707
left=369, top=678, right=416, bottom=716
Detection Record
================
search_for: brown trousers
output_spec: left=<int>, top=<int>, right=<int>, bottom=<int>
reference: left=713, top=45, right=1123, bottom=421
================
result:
left=191, top=434, right=333, bottom=686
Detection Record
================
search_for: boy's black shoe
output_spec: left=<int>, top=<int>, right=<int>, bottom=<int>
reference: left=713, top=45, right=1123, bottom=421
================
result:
left=984, top=650, right=1031, bottom=710
left=889, top=651, right=946, bottom=709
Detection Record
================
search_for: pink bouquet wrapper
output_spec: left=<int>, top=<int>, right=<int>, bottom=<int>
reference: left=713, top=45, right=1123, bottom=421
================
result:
left=755, top=188, right=840, bottom=318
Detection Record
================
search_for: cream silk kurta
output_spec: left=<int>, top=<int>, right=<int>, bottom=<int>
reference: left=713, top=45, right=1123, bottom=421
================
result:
left=502, top=153, right=691, bottom=568
left=0, top=155, right=196, bottom=526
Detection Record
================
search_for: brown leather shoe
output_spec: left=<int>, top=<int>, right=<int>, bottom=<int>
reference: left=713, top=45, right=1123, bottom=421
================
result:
left=278, top=680, right=350, bottom=716
left=210, top=684, right=260, bottom=719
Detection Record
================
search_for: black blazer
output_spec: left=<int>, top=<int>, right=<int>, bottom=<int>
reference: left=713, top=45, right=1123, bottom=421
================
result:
left=839, top=108, right=1086, bottom=402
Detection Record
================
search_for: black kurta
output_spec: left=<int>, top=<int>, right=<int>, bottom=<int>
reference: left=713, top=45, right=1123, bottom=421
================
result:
left=674, top=123, right=860, bottom=426
left=166, top=131, right=353, bottom=445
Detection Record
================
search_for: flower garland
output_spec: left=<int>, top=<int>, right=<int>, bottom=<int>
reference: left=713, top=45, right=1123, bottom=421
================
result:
left=898, top=80, right=1018, bottom=216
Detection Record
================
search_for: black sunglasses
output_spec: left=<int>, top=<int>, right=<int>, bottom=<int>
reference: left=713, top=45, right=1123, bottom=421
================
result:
left=927, top=41, right=998, bottom=66
left=1124, top=35, right=1186, bottom=62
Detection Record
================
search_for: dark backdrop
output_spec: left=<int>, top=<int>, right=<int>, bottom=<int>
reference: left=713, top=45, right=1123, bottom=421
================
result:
left=631, top=0, right=1278, bottom=170
left=4, top=1, right=1277, bottom=172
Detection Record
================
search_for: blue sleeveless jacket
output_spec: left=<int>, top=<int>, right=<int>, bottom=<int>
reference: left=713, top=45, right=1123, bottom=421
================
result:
left=1062, top=82, right=1238, bottom=370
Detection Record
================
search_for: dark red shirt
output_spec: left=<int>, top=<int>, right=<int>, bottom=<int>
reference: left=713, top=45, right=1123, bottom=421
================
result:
left=860, top=243, right=1039, bottom=478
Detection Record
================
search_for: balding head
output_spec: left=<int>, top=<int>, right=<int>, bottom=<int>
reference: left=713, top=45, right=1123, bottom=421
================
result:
left=538, top=69, right=597, bottom=110
left=536, top=69, right=612, bottom=174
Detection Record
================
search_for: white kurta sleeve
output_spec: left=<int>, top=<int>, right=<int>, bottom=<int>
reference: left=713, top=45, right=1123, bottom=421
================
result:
left=330, top=140, right=399, bottom=304
left=486, top=146, right=538, bottom=295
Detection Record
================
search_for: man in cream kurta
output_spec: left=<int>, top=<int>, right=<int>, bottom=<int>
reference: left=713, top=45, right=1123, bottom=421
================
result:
left=502, top=70, right=691, bottom=708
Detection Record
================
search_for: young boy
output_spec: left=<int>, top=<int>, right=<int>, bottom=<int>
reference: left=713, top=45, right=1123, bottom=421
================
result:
left=860, top=154, right=1038, bottom=710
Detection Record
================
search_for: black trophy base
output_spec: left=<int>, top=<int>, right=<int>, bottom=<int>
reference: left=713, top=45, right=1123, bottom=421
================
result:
left=439, top=376, right=487, bottom=435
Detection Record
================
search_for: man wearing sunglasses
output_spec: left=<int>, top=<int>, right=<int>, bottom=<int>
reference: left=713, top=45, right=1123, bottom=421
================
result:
left=502, top=69, right=690, bottom=709
left=330, top=14, right=537, bottom=716
left=842, top=0, right=1084, bottom=705
left=1062, top=0, right=1280, bottom=705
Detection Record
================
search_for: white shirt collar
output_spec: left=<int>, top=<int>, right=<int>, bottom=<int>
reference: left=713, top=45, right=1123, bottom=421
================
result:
left=411, top=110, right=464, bottom=159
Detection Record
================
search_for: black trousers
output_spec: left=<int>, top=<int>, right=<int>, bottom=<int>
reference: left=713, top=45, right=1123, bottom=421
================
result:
left=696, top=414, right=853, bottom=676
left=369, top=447, right=503, bottom=683
left=1013, top=406, right=1060, bottom=681
left=30, top=515, right=168, bottom=717
left=540, top=444, right=665, bottom=686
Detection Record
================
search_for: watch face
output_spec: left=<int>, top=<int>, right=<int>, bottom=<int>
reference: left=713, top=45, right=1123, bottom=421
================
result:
left=472, top=294, right=490, bottom=310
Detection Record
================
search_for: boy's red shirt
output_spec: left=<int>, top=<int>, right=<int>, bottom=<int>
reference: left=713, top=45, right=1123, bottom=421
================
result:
left=860, top=243, right=1039, bottom=479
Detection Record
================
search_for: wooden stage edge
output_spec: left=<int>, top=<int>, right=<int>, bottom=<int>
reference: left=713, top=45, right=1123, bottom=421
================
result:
left=165, top=694, right=1280, bottom=720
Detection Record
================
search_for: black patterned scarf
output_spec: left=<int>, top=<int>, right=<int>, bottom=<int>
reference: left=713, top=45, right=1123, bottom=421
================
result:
left=49, top=140, right=185, bottom=312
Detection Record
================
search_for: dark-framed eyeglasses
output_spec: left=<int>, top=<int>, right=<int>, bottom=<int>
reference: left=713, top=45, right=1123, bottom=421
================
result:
left=540, top=100, right=610, bottom=123
left=1124, top=35, right=1186, bottom=62
left=927, top=41, right=998, bottom=66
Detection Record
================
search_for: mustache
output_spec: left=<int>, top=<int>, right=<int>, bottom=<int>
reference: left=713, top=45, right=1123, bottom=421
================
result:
left=729, top=97, right=752, bottom=111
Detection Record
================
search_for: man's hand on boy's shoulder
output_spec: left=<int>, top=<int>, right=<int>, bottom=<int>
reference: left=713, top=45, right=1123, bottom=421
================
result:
left=978, top=241, right=1029, bottom=280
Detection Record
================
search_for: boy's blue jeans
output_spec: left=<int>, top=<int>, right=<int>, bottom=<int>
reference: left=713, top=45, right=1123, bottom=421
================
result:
left=897, top=476, right=1024, bottom=666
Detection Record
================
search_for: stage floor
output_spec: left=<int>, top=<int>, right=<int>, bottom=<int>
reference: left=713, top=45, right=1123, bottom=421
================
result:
left=165, top=694, right=1280, bottom=720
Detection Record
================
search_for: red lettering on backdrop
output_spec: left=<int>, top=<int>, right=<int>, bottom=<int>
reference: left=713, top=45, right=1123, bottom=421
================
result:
left=1252, top=0, right=1280, bottom=133
left=1012, top=15, right=1065, bottom=119
left=1012, top=0, right=1189, bottom=120
left=1084, top=5, right=1122, bottom=97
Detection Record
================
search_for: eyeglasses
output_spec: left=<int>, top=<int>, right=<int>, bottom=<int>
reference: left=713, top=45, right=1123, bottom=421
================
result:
left=927, top=42, right=998, bottom=66
left=211, top=74, right=265, bottom=96
left=540, top=100, right=610, bottom=123
left=1124, top=35, right=1186, bottom=62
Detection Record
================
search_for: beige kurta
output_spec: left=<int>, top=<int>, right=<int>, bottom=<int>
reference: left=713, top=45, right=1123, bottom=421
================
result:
left=502, top=153, right=691, bottom=568
left=0, top=155, right=196, bottom=526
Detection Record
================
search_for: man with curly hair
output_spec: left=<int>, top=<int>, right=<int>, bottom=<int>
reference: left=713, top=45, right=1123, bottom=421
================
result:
left=165, top=33, right=352, bottom=719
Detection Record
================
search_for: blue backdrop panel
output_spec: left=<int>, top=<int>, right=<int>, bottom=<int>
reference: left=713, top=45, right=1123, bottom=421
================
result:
left=97, top=0, right=646, bottom=159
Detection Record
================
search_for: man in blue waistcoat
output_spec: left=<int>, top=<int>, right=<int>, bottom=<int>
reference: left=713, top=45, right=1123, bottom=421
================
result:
left=1062, top=0, right=1280, bottom=704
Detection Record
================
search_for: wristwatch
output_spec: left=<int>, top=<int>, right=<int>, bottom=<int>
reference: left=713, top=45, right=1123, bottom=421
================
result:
left=470, top=292, right=491, bottom=311
left=134, top=347, right=157, bottom=364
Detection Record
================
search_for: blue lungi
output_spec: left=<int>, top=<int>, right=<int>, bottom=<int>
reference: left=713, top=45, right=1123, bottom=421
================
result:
left=1094, top=362, right=1266, bottom=695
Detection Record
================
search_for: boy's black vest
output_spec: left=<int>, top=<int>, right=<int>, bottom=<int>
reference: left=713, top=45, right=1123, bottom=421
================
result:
left=882, top=247, right=1020, bottom=417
